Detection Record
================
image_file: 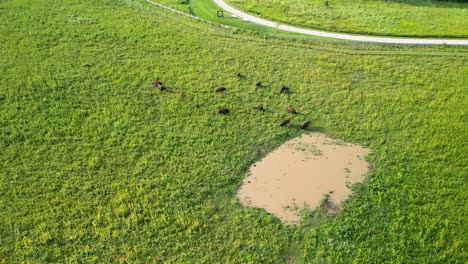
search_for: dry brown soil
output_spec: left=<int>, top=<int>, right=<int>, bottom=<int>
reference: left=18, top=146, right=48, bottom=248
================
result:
left=237, top=133, right=370, bottom=225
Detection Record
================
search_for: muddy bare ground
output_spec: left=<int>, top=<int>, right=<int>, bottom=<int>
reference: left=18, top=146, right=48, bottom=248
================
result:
left=237, top=133, right=370, bottom=225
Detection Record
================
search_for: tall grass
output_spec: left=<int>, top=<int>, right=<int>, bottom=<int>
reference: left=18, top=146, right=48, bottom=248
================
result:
left=0, top=0, right=467, bottom=262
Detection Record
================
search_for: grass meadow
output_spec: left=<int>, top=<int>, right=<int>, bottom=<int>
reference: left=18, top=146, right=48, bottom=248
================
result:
left=1, top=0, right=467, bottom=262
left=225, top=0, right=468, bottom=37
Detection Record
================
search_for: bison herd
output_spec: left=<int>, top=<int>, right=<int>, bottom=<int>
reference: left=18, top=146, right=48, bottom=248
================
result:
left=152, top=74, right=311, bottom=130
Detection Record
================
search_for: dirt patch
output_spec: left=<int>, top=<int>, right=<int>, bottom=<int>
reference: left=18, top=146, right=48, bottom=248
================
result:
left=237, top=133, right=370, bottom=225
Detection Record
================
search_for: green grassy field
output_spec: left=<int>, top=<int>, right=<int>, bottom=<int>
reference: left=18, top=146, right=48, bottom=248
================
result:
left=1, top=0, right=467, bottom=263
left=225, top=0, right=468, bottom=37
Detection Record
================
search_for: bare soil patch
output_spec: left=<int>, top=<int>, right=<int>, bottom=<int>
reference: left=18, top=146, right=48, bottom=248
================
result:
left=237, top=133, right=370, bottom=225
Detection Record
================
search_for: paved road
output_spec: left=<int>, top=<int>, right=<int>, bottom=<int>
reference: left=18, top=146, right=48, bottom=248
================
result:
left=214, top=0, right=468, bottom=45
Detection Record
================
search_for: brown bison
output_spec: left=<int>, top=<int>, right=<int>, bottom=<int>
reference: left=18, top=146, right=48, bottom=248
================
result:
left=287, top=107, right=297, bottom=114
left=254, top=104, right=265, bottom=111
left=280, top=85, right=289, bottom=94
left=280, top=119, right=290, bottom=127
left=301, top=121, right=310, bottom=129
left=152, top=80, right=166, bottom=92
left=216, top=87, right=227, bottom=93
left=218, top=108, right=230, bottom=114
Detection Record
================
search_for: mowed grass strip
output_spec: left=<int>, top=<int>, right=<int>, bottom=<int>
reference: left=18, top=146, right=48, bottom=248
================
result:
left=0, top=0, right=467, bottom=263
left=224, top=0, right=468, bottom=37
left=151, top=0, right=322, bottom=39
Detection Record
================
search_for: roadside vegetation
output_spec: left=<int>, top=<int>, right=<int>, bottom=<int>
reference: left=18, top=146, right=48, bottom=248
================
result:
left=1, top=0, right=467, bottom=262
left=224, top=0, right=468, bottom=37
left=150, top=0, right=319, bottom=39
